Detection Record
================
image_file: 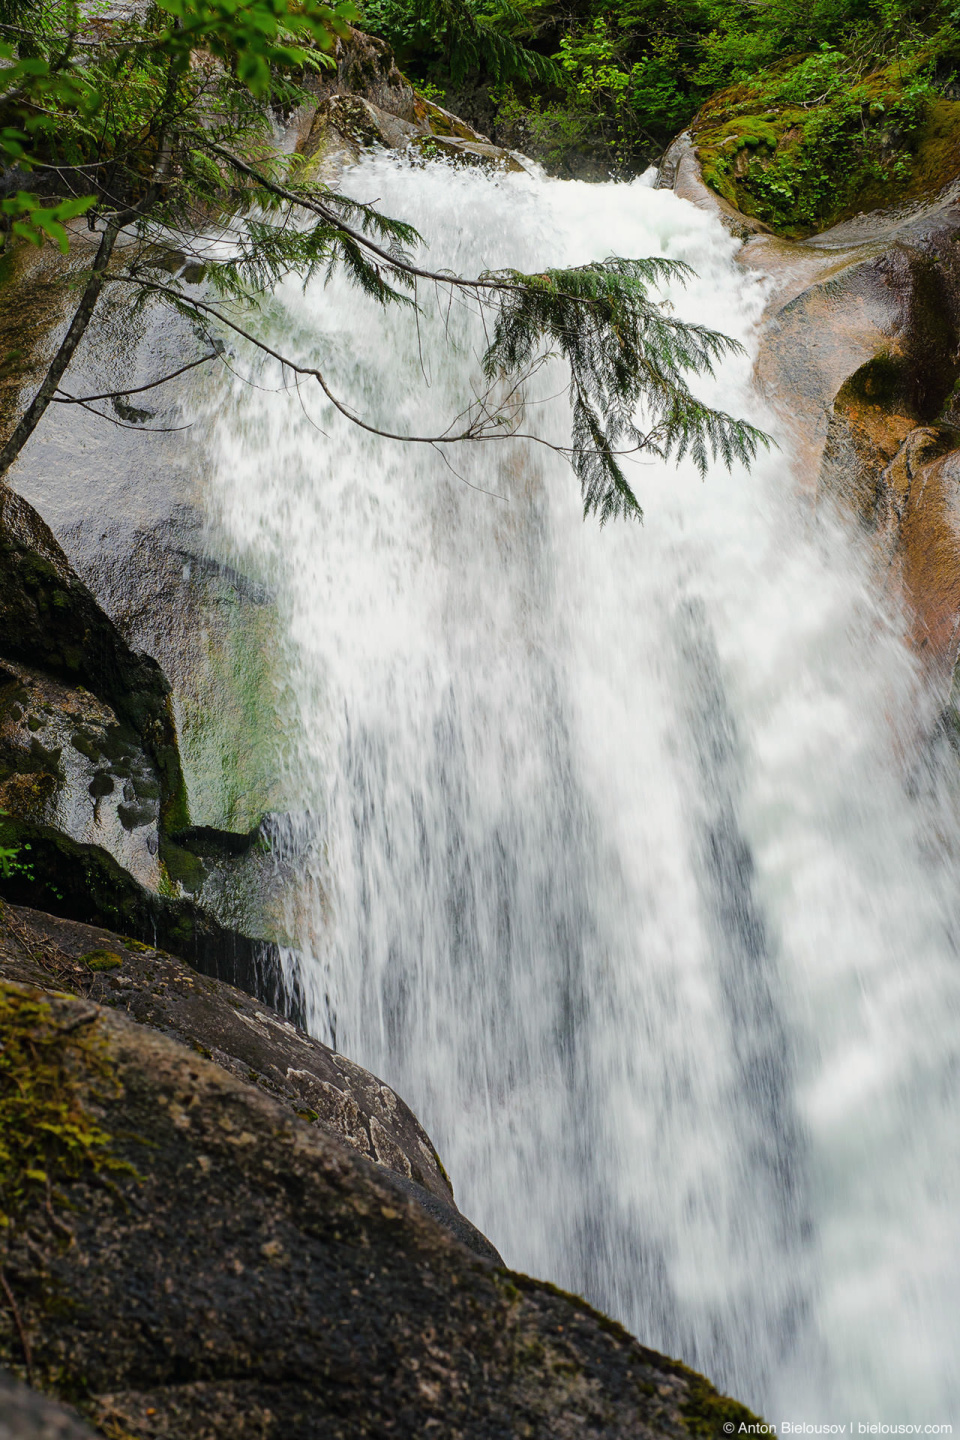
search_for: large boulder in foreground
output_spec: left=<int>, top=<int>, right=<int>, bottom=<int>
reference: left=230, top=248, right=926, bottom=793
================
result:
left=0, top=968, right=758, bottom=1438
left=0, top=902, right=454, bottom=1206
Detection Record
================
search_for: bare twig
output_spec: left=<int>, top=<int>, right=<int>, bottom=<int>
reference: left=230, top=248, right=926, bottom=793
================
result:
left=0, top=1266, right=33, bottom=1382
left=52, top=395, right=194, bottom=432
left=51, top=350, right=219, bottom=404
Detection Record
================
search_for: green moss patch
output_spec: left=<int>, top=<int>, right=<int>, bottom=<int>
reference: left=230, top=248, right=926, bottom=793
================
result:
left=80, top=950, right=123, bottom=972
left=120, top=937, right=154, bottom=954
left=0, top=984, right=131, bottom=1232
left=695, top=51, right=960, bottom=235
left=681, top=1369, right=765, bottom=1435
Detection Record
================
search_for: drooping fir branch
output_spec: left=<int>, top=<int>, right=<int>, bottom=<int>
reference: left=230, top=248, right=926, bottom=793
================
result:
left=144, top=146, right=770, bottom=520
left=176, top=146, right=771, bottom=515
left=479, top=257, right=770, bottom=520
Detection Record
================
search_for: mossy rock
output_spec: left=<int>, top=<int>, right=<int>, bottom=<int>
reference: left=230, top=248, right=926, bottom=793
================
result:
left=694, top=53, right=960, bottom=237
left=159, top=837, right=206, bottom=893
left=120, top=936, right=154, bottom=953
left=411, top=133, right=524, bottom=172
left=0, top=982, right=132, bottom=1235
left=80, top=949, right=123, bottom=972
left=0, top=987, right=761, bottom=1438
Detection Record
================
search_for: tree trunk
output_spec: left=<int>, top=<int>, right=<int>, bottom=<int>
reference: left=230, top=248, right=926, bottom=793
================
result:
left=0, top=218, right=120, bottom=479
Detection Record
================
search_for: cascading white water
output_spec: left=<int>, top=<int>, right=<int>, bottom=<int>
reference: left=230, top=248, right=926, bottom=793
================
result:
left=203, top=156, right=960, bottom=1421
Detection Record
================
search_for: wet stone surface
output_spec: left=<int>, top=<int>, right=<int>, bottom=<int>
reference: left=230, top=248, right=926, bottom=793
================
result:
left=0, top=660, right=162, bottom=888
left=0, top=1370, right=98, bottom=1440
left=0, top=902, right=455, bottom=1204
left=0, top=970, right=758, bottom=1440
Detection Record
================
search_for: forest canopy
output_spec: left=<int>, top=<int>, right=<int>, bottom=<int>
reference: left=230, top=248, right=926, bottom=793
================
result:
left=359, top=0, right=960, bottom=231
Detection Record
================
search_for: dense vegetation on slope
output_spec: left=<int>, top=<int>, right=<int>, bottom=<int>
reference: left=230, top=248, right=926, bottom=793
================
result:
left=359, top=0, right=960, bottom=231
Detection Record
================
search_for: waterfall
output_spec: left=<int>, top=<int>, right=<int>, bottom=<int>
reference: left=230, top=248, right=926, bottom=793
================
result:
left=203, top=156, right=960, bottom=1420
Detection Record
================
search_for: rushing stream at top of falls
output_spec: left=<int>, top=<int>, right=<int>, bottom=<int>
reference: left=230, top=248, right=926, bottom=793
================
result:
left=202, top=157, right=960, bottom=1421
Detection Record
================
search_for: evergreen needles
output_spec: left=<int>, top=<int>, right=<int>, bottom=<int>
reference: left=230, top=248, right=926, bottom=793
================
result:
left=481, top=256, right=770, bottom=521
left=411, top=0, right=560, bottom=86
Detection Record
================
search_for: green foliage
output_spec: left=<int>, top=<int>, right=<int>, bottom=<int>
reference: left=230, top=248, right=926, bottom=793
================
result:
left=197, top=177, right=423, bottom=307
left=133, top=146, right=766, bottom=520
left=481, top=256, right=770, bottom=521
left=0, top=816, right=33, bottom=885
left=359, top=0, right=960, bottom=220
left=551, top=15, right=690, bottom=157
left=0, top=0, right=768, bottom=515
left=696, top=47, right=944, bottom=233
left=0, top=984, right=133, bottom=1232
left=155, top=0, right=358, bottom=94
left=0, top=30, right=101, bottom=249
left=0, top=841, right=29, bottom=880
left=0, top=0, right=359, bottom=252
left=359, top=0, right=559, bottom=87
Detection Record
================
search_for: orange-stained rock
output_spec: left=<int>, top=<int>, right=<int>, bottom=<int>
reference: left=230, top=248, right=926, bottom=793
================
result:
left=897, top=444, right=960, bottom=676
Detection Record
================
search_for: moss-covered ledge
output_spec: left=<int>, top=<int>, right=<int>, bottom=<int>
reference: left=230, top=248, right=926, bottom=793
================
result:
left=0, top=901, right=459, bottom=1210
left=691, top=54, right=960, bottom=237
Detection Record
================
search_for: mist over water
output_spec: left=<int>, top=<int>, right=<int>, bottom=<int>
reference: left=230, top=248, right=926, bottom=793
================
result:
left=205, top=157, right=960, bottom=1419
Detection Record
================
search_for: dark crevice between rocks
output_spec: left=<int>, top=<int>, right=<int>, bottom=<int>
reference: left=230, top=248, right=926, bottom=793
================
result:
left=822, top=242, right=960, bottom=536
left=0, top=820, right=304, bottom=1025
left=169, top=822, right=265, bottom=857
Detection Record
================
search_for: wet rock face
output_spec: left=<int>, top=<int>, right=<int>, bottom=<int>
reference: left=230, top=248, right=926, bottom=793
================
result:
left=0, top=817, right=306, bottom=1023
left=290, top=27, right=525, bottom=179
left=0, top=249, right=76, bottom=442
left=0, top=477, right=292, bottom=992
left=322, top=27, right=416, bottom=120
left=748, top=199, right=960, bottom=681
left=0, top=902, right=454, bottom=1204
left=657, top=134, right=771, bottom=241
left=0, top=488, right=186, bottom=833
left=0, top=660, right=163, bottom=888
left=0, top=978, right=758, bottom=1439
